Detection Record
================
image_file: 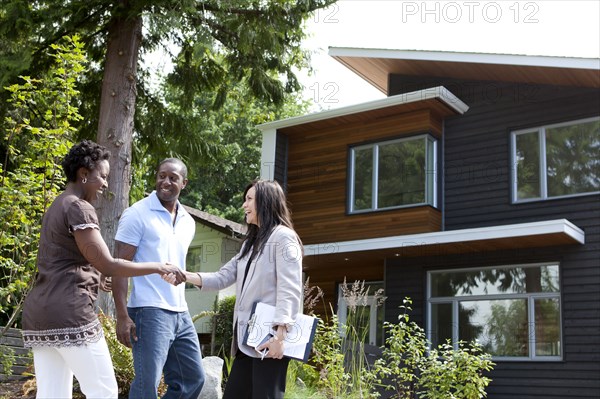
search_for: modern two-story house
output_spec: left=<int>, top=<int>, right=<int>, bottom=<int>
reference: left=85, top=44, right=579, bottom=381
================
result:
left=257, top=48, right=599, bottom=398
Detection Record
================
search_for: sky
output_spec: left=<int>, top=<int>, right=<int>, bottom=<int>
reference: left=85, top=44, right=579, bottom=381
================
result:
left=298, top=0, right=600, bottom=111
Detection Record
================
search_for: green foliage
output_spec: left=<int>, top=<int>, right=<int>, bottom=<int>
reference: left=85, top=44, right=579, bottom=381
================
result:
left=338, top=279, right=385, bottom=398
left=290, top=278, right=381, bottom=398
left=147, top=81, right=311, bottom=223
left=0, top=1, right=34, bottom=90
left=287, top=358, right=320, bottom=394
left=285, top=279, right=326, bottom=396
left=0, top=35, right=85, bottom=327
left=290, top=293, right=494, bottom=399
left=1, top=0, right=330, bottom=228
left=285, top=363, right=327, bottom=399
left=372, top=299, right=429, bottom=398
left=372, top=298, right=495, bottom=399
left=419, top=341, right=494, bottom=399
left=0, top=344, right=15, bottom=375
left=310, top=309, right=350, bottom=398
left=211, top=295, right=236, bottom=359
left=0, top=0, right=337, bottom=183
left=223, top=352, right=234, bottom=381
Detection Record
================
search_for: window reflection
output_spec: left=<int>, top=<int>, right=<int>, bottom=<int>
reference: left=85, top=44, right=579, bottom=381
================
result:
left=546, top=120, right=600, bottom=197
left=431, top=265, right=559, bottom=297
left=349, top=134, right=436, bottom=212
left=430, top=303, right=452, bottom=348
left=378, top=139, right=426, bottom=207
left=515, top=131, right=541, bottom=199
left=513, top=117, right=600, bottom=202
left=429, top=263, right=562, bottom=360
left=353, top=147, right=373, bottom=211
left=460, top=299, right=528, bottom=357
left=535, top=298, right=561, bottom=356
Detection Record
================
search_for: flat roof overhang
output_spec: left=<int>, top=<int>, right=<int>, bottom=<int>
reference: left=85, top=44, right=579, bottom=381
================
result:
left=257, top=85, right=468, bottom=132
left=257, top=86, right=468, bottom=180
left=329, top=48, right=600, bottom=94
left=303, top=219, right=584, bottom=270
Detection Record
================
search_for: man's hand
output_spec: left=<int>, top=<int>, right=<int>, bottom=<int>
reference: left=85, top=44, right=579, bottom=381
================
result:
left=161, top=263, right=187, bottom=285
left=116, top=315, right=137, bottom=348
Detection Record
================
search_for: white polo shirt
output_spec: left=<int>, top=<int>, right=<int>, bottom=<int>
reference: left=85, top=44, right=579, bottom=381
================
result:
left=115, top=191, right=195, bottom=312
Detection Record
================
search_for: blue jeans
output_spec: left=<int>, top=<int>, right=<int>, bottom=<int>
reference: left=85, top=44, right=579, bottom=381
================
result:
left=128, top=307, right=205, bottom=399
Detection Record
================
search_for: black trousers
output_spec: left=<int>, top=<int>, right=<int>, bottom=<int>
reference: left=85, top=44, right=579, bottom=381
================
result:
left=223, top=350, right=290, bottom=399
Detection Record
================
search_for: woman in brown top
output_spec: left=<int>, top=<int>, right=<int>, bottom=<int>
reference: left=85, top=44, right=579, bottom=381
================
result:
left=22, top=140, right=186, bottom=399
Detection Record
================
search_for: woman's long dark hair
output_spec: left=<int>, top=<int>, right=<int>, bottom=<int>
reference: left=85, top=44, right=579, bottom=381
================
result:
left=239, top=180, right=302, bottom=259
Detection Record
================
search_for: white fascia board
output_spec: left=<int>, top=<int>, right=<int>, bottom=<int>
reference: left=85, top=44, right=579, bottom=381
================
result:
left=329, top=47, right=600, bottom=70
left=260, top=128, right=277, bottom=180
left=256, top=86, right=468, bottom=131
left=304, top=219, right=584, bottom=257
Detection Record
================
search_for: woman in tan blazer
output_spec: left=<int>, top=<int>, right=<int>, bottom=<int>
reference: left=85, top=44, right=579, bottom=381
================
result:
left=165, top=179, right=303, bottom=399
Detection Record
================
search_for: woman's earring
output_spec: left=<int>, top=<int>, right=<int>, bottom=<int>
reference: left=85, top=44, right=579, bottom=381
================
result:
left=82, top=177, right=87, bottom=184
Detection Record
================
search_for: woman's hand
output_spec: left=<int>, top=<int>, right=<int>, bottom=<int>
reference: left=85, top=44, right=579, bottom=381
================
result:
left=256, top=334, right=285, bottom=359
left=256, top=325, right=287, bottom=359
left=99, top=274, right=112, bottom=292
left=162, top=271, right=201, bottom=286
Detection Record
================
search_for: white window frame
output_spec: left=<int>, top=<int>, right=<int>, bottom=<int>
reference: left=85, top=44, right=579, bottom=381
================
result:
left=348, top=134, right=437, bottom=213
left=511, top=116, right=600, bottom=203
left=427, top=263, right=563, bottom=362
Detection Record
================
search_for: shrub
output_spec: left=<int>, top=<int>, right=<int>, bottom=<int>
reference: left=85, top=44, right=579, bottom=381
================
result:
left=210, top=295, right=236, bottom=358
left=0, top=344, right=15, bottom=376
left=419, top=341, right=494, bottom=399
left=310, top=310, right=350, bottom=398
left=372, top=298, right=495, bottom=399
left=1, top=35, right=84, bottom=329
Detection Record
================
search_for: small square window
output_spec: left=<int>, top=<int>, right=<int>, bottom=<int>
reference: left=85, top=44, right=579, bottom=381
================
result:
left=349, top=134, right=437, bottom=213
left=512, top=117, right=600, bottom=202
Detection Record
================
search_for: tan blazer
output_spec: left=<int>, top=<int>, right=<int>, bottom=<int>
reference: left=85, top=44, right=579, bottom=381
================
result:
left=199, top=225, right=303, bottom=357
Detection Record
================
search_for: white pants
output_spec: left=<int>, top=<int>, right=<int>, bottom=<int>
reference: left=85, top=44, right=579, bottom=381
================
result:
left=32, top=336, right=118, bottom=399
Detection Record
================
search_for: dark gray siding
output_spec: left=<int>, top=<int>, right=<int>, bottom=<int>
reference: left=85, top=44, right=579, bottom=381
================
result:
left=274, top=132, right=288, bottom=189
left=387, top=75, right=600, bottom=399
left=389, top=75, right=599, bottom=230
left=386, top=244, right=600, bottom=399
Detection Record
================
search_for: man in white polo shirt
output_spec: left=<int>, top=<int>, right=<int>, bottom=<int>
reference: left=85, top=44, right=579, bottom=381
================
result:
left=112, top=158, right=205, bottom=398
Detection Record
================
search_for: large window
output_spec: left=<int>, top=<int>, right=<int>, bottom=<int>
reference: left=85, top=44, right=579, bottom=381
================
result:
left=428, top=263, right=562, bottom=361
left=512, top=117, right=600, bottom=202
left=349, top=134, right=437, bottom=213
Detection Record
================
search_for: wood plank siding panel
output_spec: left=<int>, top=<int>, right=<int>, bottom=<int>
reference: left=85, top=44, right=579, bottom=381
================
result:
left=281, top=109, right=444, bottom=246
left=387, top=76, right=600, bottom=398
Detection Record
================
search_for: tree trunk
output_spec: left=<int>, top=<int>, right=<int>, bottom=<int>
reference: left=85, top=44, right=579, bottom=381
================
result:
left=95, top=5, right=142, bottom=316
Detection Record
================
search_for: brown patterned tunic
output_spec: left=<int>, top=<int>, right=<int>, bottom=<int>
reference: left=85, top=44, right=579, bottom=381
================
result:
left=22, top=193, right=104, bottom=347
